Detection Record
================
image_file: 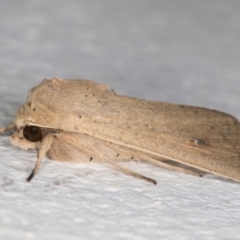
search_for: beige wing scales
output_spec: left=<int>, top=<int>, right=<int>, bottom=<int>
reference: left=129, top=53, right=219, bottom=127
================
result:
left=78, top=98, right=240, bottom=182
left=20, top=78, right=240, bottom=182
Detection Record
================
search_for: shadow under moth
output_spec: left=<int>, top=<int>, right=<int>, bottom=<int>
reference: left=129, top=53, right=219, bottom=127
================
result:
left=1, top=77, right=240, bottom=185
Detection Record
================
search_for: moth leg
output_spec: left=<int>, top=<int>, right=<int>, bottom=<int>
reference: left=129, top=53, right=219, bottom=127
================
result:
left=0, top=123, right=15, bottom=134
left=27, top=134, right=53, bottom=182
left=107, top=159, right=157, bottom=185
left=144, top=156, right=205, bottom=177
left=53, top=132, right=158, bottom=184
left=96, top=152, right=157, bottom=185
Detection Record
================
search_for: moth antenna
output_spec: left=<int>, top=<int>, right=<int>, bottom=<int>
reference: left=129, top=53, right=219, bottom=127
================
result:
left=26, top=134, right=53, bottom=182
left=0, top=123, right=15, bottom=134
left=26, top=121, right=56, bottom=130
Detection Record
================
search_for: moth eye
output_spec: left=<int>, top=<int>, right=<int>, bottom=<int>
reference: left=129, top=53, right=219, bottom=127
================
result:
left=23, top=126, right=42, bottom=142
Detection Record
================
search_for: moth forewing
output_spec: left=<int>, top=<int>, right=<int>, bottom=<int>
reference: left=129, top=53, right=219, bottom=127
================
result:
left=71, top=93, right=240, bottom=182
left=1, top=77, right=240, bottom=184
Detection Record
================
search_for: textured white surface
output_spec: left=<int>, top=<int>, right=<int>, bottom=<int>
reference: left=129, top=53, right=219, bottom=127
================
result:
left=0, top=1, right=240, bottom=239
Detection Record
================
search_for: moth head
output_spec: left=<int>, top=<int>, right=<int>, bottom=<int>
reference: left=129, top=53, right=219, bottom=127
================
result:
left=14, top=100, right=58, bottom=132
left=10, top=125, right=43, bottom=150
left=14, top=103, right=38, bottom=129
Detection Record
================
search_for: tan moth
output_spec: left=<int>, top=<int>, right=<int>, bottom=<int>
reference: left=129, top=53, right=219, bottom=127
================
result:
left=1, top=77, right=240, bottom=184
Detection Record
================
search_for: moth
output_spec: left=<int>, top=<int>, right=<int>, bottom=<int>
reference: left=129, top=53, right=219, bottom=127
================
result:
left=1, top=77, right=240, bottom=184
